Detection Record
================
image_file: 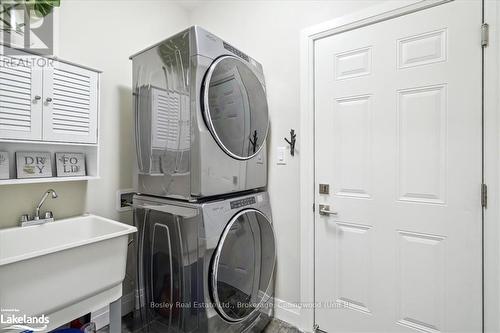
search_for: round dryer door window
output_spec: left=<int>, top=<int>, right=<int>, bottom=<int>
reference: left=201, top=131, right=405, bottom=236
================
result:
left=211, top=209, right=276, bottom=322
left=203, top=56, right=269, bottom=160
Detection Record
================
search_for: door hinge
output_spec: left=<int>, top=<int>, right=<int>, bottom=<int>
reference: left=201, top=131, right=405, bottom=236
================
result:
left=313, top=203, right=315, bottom=212
left=481, top=183, right=488, bottom=208
left=481, top=23, right=489, bottom=47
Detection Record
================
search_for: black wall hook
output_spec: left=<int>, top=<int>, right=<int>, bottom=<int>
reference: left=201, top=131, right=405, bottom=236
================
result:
left=249, top=130, right=258, bottom=154
left=284, top=129, right=296, bottom=156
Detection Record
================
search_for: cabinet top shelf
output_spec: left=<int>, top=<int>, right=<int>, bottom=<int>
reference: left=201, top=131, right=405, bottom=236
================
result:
left=0, top=139, right=98, bottom=147
left=0, top=43, right=102, bottom=73
left=0, top=176, right=99, bottom=186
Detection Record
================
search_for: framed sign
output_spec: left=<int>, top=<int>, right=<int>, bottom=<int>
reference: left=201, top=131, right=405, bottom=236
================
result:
left=56, top=153, right=86, bottom=177
left=0, top=152, right=9, bottom=180
left=16, top=152, right=52, bottom=178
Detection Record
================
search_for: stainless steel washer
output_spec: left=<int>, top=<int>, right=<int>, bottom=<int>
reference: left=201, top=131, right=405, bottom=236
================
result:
left=134, top=191, right=276, bottom=332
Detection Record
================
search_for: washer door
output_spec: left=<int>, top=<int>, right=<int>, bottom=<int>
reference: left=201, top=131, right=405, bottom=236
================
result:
left=203, top=56, right=269, bottom=160
left=211, top=209, right=276, bottom=322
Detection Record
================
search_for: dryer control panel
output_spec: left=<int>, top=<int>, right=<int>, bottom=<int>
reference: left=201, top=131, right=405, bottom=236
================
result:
left=230, top=196, right=256, bottom=209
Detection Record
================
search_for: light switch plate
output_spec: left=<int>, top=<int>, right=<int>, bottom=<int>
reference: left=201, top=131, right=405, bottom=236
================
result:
left=257, top=152, right=264, bottom=165
left=277, top=146, right=286, bottom=165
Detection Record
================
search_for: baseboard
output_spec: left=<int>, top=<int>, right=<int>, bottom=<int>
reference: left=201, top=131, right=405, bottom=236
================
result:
left=90, top=291, right=135, bottom=330
left=273, top=297, right=302, bottom=330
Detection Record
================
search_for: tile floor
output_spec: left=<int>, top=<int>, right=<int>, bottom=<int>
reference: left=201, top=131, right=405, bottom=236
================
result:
left=263, top=318, right=302, bottom=333
left=98, top=313, right=301, bottom=333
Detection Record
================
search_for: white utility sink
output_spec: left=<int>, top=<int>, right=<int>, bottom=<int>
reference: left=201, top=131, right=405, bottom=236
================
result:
left=0, top=214, right=136, bottom=332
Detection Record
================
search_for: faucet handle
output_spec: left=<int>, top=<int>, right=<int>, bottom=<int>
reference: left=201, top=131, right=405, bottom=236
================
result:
left=20, top=214, right=30, bottom=223
left=44, top=211, right=54, bottom=219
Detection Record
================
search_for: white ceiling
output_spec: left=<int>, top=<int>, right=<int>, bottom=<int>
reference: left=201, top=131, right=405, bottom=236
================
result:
left=174, top=0, right=212, bottom=11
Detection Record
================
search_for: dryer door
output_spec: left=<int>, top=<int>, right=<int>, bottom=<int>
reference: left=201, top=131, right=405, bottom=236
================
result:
left=211, top=209, right=276, bottom=322
left=203, top=56, right=269, bottom=160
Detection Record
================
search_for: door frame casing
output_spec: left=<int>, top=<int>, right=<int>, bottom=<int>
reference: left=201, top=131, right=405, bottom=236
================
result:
left=299, top=1, right=499, bottom=332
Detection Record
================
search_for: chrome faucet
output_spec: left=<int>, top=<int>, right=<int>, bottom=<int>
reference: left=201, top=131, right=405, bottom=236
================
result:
left=20, top=189, right=58, bottom=227
left=35, top=189, right=58, bottom=220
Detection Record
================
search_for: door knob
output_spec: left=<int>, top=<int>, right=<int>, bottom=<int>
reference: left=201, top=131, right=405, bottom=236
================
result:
left=319, top=204, right=338, bottom=216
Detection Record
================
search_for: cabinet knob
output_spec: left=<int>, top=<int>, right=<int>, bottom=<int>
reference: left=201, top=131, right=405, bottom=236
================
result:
left=34, top=95, right=41, bottom=101
left=46, top=97, right=53, bottom=103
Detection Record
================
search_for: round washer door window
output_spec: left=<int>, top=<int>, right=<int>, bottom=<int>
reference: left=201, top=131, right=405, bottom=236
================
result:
left=203, top=56, right=269, bottom=160
left=211, top=209, right=276, bottom=322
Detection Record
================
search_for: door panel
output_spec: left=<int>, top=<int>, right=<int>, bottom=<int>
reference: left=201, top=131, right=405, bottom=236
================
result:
left=314, top=1, right=482, bottom=332
left=397, top=85, right=447, bottom=204
left=333, top=94, right=372, bottom=198
left=396, top=230, right=445, bottom=333
left=42, top=61, right=98, bottom=143
left=0, top=53, right=43, bottom=140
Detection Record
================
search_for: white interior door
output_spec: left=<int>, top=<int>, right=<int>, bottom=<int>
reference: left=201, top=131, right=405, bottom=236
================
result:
left=314, top=1, right=482, bottom=332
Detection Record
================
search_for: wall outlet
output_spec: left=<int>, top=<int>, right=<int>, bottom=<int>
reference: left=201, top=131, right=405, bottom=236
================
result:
left=277, top=146, right=287, bottom=165
left=116, top=189, right=136, bottom=212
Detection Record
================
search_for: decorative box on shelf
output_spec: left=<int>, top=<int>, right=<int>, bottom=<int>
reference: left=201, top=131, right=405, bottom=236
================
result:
left=0, top=142, right=99, bottom=185
left=0, top=151, right=9, bottom=180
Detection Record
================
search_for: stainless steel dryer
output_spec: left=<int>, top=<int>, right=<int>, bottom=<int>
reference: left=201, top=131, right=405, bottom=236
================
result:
left=130, top=26, right=269, bottom=200
left=133, top=191, right=276, bottom=332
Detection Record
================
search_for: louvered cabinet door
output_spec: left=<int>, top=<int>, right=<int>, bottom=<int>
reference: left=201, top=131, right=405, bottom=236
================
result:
left=43, top=61, right=98, bottom=143
left=0, top=54, right=43, bottom=140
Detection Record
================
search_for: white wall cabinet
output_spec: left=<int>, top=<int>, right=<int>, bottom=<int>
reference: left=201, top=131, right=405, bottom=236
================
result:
left=43, top=62, right=99, bottom=143
left=0, top=50, right=100, bottom=144
left=0, top=53, right=44, bottom=141
left=0, top=47, right=101, bottom=185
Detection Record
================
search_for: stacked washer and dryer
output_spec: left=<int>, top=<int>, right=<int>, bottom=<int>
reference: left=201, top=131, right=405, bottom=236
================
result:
left=130, top=26, right=276, bottom=333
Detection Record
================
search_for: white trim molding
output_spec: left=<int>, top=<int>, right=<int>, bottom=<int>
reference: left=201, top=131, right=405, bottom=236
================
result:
left=299, top=0, right=499, bottom=332
left=483, top=1, right=500, bottom=332
left=273, top=298, right=302, bottom=329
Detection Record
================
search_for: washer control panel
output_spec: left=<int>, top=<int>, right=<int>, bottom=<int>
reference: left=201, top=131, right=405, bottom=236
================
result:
left=230, top=196, right=256, bottom=209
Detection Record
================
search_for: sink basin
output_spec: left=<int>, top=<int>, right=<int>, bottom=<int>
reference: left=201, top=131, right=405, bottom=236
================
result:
left=0, top=214, right=136, bottom=332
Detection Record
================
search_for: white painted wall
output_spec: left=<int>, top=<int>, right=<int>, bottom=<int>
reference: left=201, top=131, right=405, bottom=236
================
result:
left=56, top=0, right=189, bottom=295
left=186, top=0, right=381, bottom=306
left=58, top=0, right=189, bottom=224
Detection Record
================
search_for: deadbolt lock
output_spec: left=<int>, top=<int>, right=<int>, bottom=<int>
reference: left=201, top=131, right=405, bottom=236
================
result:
left=319, top=184, right=330, bottom=194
